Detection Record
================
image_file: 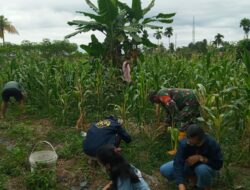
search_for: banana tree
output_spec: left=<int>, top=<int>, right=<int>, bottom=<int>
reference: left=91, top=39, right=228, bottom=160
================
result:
left=66, top=0, right=175, bottom=65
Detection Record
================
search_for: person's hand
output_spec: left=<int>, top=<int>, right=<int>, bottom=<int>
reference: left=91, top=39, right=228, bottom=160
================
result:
left=114, top=147, right=121, bottom=154
left=178, top=184, right=186, bottom=190
left=118, top=118, right=123, bottom=125
left=102, top=181, right=112, bottom=190
left=185, top=155, right=200, bottom=166
left=199, top=155, right=208, bottom=163
left=167, top=100, right=177, bottom=113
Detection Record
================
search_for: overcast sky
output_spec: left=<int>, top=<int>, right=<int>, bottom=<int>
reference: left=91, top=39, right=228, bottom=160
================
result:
left=1, top=0, right=250, bottom=47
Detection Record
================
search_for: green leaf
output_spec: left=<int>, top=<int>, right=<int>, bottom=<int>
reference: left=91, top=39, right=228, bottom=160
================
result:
left=156, top=13, right=176, bottom=19
left=144, top=24, right=163, bottom=30
left=77, top=12, right=104, bottom=23
left=157, top=19, right=174, bottom=24
left=98, top=0, right=118, bottom=23
left=142, top=37, right=157, bottom=47
left=142, top=18, right=157, bottom=24
left=130, top=33, right=142, bottom=43
left=68, top=20, right=93, bottom=26
left=80, top=43, right=104, bottom=57
left=132, top=0, right=143, bottom=20
left=242, top=49, right=250, bottom=76
left=85, top=0, right=99, bottom=13
left=117, top=34, right=125, bottom=42
left=139, top=53, right=145, bottom=62
left=123, top=26, right=140, bottom=33
left=65, top=31, right=83, bottom=39
left=142, top=0, right=155, bottom=15
left=116, top=10, right=127, bottom=24
left=91, top=34, right=99, bottom=43
left=117, top=2, right=132, bottom=14
left=67, top=19, right=106, bottom=34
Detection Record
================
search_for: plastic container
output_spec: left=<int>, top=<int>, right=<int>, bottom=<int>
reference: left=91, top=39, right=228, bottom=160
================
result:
left=29, top=141, right=58, bottom=172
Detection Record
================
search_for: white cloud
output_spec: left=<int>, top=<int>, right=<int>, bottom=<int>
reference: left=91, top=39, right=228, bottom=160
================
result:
left=0, top=0, right=250, bottom=47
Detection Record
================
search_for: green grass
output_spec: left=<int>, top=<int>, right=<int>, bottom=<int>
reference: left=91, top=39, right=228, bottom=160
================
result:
left=0, top=45, right=250, bottom=189
left=1, top=115, right=250, bottom=190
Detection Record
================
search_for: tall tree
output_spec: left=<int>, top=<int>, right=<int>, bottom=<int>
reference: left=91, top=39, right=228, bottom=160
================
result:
left=240, top=18, right=250, bottom=39
left=153, top=29, right=162, bottom=45
left=213, top=33, right=224, bottom=48
left=169, top=42, right=174, bottom=52
left=164, top=27, right=173, bottom=47
left=0, top=15, right=19, bottom=45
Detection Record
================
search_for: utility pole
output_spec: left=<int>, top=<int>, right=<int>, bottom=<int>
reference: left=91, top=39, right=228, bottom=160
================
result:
left=175, top=33, right=177, bottom=49
left=192, top=16, right=195, bottom=44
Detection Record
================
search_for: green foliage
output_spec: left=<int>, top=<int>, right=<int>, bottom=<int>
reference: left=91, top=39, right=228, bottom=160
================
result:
left=66, top=0, right=175, bottom=65
left=132, top=0, right=143, bottom=20
left=0, top=43, right=250, bottom=188
left=0, top=174, right=7, bottom=190
left=121, top=131, right=170, bottom=174
left=153, top=29, right=162, bottom=45
left=25, top=170, right=56, bottom=190
left=240, top=18, right=250, bottom=39
left=242, top=49, right=250, bottom=76
left=48, top=128, right=83, bottom=159
left=213, top=33, right=224, bottom=48
left=236, top=39, right=250, bottom=60
left=0, top=147, right=28, bottom=177
left=7, top=125, right=34, bottom=142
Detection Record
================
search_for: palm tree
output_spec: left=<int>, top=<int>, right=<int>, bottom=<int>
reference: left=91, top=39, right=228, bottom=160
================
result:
left=164, top=27, right=173, bottom=47
left=240, top=18, right=250, bottom=39
left=153, top=29, right=162, bottom=45
left=0, top=15, right=19, bottom=45
left=213, top=33, right=224, bottom=48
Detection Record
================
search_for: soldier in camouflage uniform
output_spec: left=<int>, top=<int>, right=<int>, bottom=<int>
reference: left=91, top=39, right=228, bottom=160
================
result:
left=149, top=88, right=200, bottom=131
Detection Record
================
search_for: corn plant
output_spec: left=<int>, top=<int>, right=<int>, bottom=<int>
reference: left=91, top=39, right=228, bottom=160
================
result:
left=108, top=84, right=131, bottom=127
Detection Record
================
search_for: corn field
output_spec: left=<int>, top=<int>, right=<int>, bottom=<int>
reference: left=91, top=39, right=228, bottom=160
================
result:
left=1, top=45, right=249, bottom=140
left=1, top=43, right=250, bottom=189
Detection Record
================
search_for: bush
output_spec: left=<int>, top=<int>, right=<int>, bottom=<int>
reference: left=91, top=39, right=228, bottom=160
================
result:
left=25, top=170, right=56, bottom=190
left=236, top=39, right=250, bottom=59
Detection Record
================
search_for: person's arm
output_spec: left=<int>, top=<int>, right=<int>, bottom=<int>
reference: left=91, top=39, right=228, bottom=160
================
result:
left=159, top=95, right=179, bottom=118
left=186, top=141, right=223, bottom=170
left=205, top=141, right=223, bottom=170
left=117, top=125, right=131, bottom=143
left=173, top=141, right=186, bottom=187
left=185, top=155, right=201, bottom=166
left=103, top=181, right=112, bottom=190
left=178, top=184, right=186, bottom=190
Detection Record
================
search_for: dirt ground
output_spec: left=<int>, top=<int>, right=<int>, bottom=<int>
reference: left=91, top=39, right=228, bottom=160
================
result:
left=1, top=116, right=250, bottom=190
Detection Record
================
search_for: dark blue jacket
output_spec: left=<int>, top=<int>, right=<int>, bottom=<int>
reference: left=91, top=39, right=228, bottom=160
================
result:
left=83, top=116, right=131, bottom=157
left=174, top=134, right=223, bottom=185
